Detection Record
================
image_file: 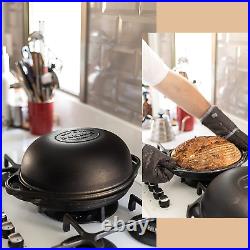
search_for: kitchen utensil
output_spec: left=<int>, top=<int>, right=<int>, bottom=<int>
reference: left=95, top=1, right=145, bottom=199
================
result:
left=47, top=48, right=63, bottom=73
left=28, top=101, right=54, bottom=135
left=51, top=69, right=60, bottom=89
left=17, top=61, right=41, bottom=102
left=31, top=52, right=44, bottom=100
left=161, top=145, right=247, bottom=183
left=21, top=46, right=32, bottom=65
left=19, top=30, right=61, bottom=105
left=4, top=128, right=140, bottom=212
left=16, top=63, right=32, bottom=100
left=28, top=31, right=44, bottom=43
left=187, top=166, right=248, bottom=217
left=150, top=113, right=175, bottom=143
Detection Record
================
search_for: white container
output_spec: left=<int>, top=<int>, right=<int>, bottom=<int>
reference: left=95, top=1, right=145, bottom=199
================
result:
left=2, top=46, right=17, bottom=125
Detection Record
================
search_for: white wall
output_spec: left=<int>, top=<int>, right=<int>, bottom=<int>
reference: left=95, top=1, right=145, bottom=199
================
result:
left=175, top=33, right=214, bottom=103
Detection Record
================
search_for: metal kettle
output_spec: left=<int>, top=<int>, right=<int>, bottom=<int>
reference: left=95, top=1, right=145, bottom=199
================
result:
left=150, top=113, right=175, bottom=143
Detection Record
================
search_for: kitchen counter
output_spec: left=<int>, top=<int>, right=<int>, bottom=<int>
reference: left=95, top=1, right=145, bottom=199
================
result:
left=142, top=122, right=247, bottom=218
left=2, top=128, right=147, bottom=248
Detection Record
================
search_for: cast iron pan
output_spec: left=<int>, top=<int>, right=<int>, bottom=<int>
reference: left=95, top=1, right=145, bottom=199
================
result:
left=186, top=166, right=248, bottom=218
left=3, top=128, right=141, bottom=212
left=4, top=154, right=140, bottom=211
left=162, top=147, right=247, bottom=182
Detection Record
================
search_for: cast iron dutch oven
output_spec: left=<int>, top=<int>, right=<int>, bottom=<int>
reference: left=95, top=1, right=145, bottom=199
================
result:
left=5, top=128, right=140, bottom=211
left=187, top=166, right=248, bottom=218
left=161, top=146, right=247, bottom=183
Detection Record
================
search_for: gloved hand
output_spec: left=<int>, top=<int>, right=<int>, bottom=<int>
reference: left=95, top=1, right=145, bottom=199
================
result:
left=201, top=105, right=248, bottom=151
left=142, top=144, right=175, bottom=184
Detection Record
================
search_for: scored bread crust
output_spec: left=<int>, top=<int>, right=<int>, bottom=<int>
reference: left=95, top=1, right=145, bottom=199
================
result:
left=171, top=136, right=242, bottom=171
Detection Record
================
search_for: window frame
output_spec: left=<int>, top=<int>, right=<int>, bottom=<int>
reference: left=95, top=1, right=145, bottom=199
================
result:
left=79, top=3, right=89, bottom=103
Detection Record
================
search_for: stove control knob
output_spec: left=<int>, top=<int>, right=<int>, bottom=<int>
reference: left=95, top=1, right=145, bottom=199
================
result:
left=2, top=221, right=15, bottom=239
left=159, top=195, right=170, bottom=208
left=8, top=233, right=24, bottom=248
left=153, top=188, right=164, bottom=200
left=148, top=183, right=157, bottom=192
left=153, top=185, right=160, bottom=192
left=2, top=212, right=7, bottom=223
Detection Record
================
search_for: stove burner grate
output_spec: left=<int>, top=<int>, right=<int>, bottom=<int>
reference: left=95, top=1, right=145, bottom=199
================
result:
left=53, top=214, right=117, bottom=248
left=39, top=202, right=118, bottom=223
left=53, top=195, right=156, bottom=248
left=181, top=177, right=210, bottom=188
left=128, top=194, right=156, bottom=247
left=56, top=235, right=116, bottom=248
left=128, top=214, right=156, bottom=247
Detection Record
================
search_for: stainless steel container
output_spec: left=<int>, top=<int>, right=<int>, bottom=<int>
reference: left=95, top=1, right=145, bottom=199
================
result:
left=150, top=114, right=175, bottom=143
left=8, top=105, right=28, bottom=128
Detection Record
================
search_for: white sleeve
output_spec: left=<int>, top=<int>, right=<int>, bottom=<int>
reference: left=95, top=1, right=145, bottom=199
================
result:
left=142, top=39, right=170, bottom=86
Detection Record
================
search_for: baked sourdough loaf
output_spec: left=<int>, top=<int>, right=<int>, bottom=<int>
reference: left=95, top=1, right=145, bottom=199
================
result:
left=171, top=136, right=242, bottom=171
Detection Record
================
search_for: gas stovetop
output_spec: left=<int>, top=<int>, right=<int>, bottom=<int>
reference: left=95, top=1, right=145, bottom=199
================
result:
left=142, top=142, right=248, bottom=218
left=142, top=175, right=200, bottom=218
left=2, top=129, right=155, bottom=248
left=2, top=181, right=154, bottom=248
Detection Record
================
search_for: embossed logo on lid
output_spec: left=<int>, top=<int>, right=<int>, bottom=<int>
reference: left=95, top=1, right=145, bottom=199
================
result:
left=55, top=129, right=100, bottom=143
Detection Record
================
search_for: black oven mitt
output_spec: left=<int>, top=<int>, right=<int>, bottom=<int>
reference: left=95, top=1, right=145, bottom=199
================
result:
left=201, top=106, right=248, bottom=151
left=142, top=144, right=175, bottom=184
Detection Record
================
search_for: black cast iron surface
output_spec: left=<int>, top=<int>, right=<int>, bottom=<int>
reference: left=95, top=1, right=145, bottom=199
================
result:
left=3, top=128, right=140, bottom=213
left=161, top=146, right=247, bottom=183
left=187, top=166, right=248, bottom=218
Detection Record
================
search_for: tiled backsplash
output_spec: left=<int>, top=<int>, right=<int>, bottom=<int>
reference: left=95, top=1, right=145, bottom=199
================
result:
left=54, top=90, right=142, bottom=159
left=86, top=2, right=156, bottom=126
left=215, top=33, right=248, bottom=120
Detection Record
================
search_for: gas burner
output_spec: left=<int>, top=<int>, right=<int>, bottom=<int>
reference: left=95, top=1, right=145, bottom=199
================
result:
left=53, top=213, right=153, bottom=248
left=54, top=235, right=116, bottom=248
left=39, top=202, right=118, bottom=223
left=128, top=194, right=156, bottom=247
left=129, top=214, right=156, bottom=247
left=181, top=177, right=210, bottom=188
left=186, top=183, right=207, bottom=217
left=53, top=214, right=117, bottom=248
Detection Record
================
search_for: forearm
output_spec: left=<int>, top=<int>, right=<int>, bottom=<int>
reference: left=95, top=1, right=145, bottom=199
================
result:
left=155, top=70, right=211, bottom=119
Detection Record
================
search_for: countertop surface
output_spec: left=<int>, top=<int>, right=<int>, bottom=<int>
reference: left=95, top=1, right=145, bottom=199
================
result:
left=2, top=128, right=148, bottom=248
left=142, top=122, right=247, bottom=218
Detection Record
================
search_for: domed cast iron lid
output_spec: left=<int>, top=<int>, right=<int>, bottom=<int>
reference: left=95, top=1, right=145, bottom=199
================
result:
left=200, top=166, right=248, bottom=218
left=19, top=128, right=137, bottom=197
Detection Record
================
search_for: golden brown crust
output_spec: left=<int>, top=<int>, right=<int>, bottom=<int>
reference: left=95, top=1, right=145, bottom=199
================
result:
left=171, top=136, right=242, bottom=171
